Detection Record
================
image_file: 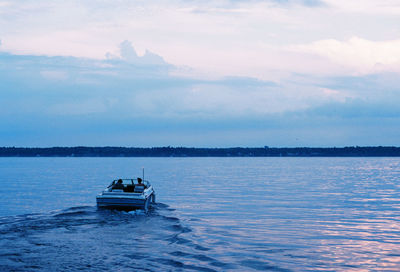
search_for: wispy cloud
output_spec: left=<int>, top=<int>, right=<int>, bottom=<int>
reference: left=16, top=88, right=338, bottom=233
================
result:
left=266, top=0, right=326, bottom=7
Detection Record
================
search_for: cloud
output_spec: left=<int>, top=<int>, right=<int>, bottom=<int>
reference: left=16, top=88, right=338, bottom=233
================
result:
left=188, top=0, right=325, bottom=13
left=306, top=99, right=400, bottom=118
left=1, top=0, right=400, bottom=146
left=0, top=44, right=285, bottom=120
left=1, top=0, right=399, bottom=81
left=1, top=44, right=397, bottom=120
left=116, top=40, right=167, bottom=66
left=40, top=70, right=69, bottom=80
left=268, top=0, right=326, bottom=7
left=48, top=98, right=115, bottom=115
left=289, top=37, right=400, bottom=75
left=323, top=0, right=400, bottom=14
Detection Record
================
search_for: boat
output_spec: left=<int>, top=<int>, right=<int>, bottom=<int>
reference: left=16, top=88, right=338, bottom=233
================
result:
left=96, top=178, right=156, bottom=211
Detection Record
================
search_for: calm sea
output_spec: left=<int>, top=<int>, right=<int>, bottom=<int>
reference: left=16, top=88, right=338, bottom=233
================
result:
left=0, top=157, right=399, bottom=271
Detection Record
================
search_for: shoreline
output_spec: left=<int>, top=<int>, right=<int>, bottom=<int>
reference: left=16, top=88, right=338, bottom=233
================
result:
left=1, top=146, right=399, bottom=157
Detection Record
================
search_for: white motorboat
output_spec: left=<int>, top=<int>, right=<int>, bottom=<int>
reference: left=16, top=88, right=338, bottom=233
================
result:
left=96, top=178, right=156, bottom=211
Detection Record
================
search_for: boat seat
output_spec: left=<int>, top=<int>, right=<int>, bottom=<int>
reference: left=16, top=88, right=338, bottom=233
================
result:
left=111, top=189, right=123, bottom=192
left=134, top=185, right=145, bottom=193
left=112, top=183, right=124, bottom=190
left=124, top=185, right=135, bottom=192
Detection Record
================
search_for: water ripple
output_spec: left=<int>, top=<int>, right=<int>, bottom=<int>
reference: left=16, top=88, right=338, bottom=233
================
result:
left=1, top=157, right=400, bottom=271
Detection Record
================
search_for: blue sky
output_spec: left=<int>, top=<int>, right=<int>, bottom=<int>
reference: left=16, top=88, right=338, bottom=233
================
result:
left=0, top=0, right=399, bottom=147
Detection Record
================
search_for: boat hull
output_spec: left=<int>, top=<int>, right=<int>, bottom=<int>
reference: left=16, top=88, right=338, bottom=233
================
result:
left=96, top=191, right=155, bottom=211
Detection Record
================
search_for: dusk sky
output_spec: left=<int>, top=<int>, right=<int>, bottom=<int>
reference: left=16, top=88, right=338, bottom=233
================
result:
left=0, top=0, right=399, bottom=147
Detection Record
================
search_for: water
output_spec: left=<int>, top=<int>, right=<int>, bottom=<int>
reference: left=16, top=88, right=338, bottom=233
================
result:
left=0, top=157, right=400, bottom=271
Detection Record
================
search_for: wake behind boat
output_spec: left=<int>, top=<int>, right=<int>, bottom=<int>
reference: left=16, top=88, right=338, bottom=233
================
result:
left=96, top=178, right=156, bottom=212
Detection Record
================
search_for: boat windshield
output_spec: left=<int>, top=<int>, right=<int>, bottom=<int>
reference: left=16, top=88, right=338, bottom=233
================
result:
left=108, top=179, right=150, bottom=188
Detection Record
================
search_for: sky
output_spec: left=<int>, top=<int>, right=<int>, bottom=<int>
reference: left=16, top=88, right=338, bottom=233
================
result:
left=0, top=0, right=399, bottom=147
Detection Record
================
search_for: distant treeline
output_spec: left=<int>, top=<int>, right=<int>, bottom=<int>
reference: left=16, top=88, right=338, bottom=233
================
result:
left=0, top=146, right=400, bottom=157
